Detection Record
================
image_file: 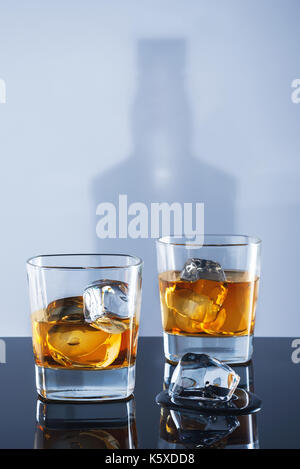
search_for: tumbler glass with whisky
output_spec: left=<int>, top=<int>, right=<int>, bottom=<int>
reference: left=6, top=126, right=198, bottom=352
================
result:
left=156, top=235, right=261, bottom=364
left=27, top=254, right=142, bottom=401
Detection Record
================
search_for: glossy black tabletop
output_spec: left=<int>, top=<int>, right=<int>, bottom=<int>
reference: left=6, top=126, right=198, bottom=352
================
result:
left=0, top=337, right=299, bottom=449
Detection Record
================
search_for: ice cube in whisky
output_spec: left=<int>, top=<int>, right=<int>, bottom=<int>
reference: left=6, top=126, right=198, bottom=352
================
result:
left=32, top=296, right=137, bottom=370
left=159, top=270, right=258, bottom=337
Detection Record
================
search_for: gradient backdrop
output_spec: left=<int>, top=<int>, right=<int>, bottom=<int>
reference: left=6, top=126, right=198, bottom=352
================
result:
left=0, top=0, right=299, bottom=336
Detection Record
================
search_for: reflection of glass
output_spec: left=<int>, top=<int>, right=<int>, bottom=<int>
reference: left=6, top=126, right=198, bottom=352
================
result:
left=35, top=398, right=138, bottom=449
left=226, top=362, right=259, bottom=449
left=159, top=361, right=259, bottom=449
left=27, top=254, right=142, bottom=401
left=156, top=235, right=261, bottom=364
left=225, top=414, right=258, bottom=449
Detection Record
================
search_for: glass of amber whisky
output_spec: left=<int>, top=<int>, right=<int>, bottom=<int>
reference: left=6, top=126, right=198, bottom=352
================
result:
left=27, top=254, right=143, bottom=401
left=156, top=235, right=261, bottom=364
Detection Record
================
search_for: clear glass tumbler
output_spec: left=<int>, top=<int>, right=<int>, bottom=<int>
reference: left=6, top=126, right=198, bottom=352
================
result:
left=27, top=254, right=143, bottom=401
left=156, top=235, right=261, bottom=364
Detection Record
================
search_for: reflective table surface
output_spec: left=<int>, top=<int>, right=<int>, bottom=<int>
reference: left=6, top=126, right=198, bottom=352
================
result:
left=0, top=337, right=299, bottom=449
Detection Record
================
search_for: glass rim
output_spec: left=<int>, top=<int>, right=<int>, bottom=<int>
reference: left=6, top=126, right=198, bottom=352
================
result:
left=156, top=234, right=262, bottom=247
left=26, top=253, right=143, bottom=271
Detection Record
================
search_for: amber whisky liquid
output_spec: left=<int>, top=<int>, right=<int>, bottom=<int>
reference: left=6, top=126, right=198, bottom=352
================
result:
left=32, top=296, right=138, bottom=370
left=159, top=270, right=259, bottom=338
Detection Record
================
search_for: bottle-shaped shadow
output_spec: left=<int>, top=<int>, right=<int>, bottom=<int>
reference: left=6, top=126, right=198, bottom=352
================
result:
left=92, top=39, right=237, bottom=335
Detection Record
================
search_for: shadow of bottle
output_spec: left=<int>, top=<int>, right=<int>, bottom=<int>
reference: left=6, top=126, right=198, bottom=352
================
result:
left=92, top=39, right=237, bottom=335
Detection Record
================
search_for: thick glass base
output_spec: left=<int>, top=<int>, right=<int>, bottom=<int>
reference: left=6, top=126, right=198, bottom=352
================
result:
left=164, top=333, right=253, bottom=364
left=35, top=365, right=135, bottom=402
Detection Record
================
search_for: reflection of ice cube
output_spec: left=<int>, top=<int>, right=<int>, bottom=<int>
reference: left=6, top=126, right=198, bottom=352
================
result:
left=169, top=353, right=240, bottom=403
left=83, top=280, right=130, bottom=333
left=170, top=409, right=239, bottom=448
left=180, top=258, right=225, bottom=282
left=45, top=297, right=83, bottom=322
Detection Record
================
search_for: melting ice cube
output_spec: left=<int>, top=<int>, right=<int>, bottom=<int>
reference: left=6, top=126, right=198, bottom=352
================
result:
left=42, top=296, right=123, bottom=368
left=169, top=353, right=240, bottom=403
left=180, top=258, right=226, bottom=282
left=83, top=280, right=130, bottom=333
left=165, top=287, right=227, bottom=334
left=45, top=296, right=84, bottom=322
left=46, top=322, right=121, bottom=368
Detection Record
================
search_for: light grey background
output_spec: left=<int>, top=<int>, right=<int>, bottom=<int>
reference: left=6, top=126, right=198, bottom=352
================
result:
left=0, top=0, right=299, bottom=336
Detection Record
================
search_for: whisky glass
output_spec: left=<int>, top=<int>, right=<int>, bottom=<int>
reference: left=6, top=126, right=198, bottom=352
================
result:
left=156, top=235, right=261, bottom=364
left=27, top=254, right=142, bottom=401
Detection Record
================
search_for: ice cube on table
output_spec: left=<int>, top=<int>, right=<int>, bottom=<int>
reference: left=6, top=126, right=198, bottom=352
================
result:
left=169, top=353, right=240, bottom=403
left=83, top=280, right=130, bottom=333
left=180, top=258, right=226, bottom=282
left=45, top=296, right=84, bottom=322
